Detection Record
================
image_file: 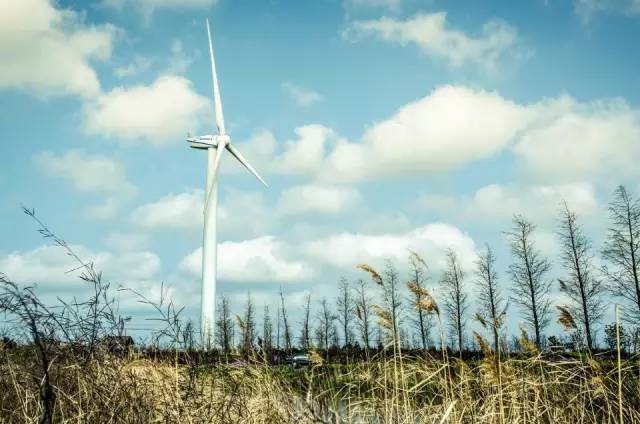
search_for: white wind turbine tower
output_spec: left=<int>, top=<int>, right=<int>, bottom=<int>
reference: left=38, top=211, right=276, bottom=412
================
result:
left=187, top=19, right=268, bottom=347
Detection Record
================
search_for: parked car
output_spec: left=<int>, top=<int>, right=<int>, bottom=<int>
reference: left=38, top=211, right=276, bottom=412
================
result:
left=286, top=352, right=311, bottom=367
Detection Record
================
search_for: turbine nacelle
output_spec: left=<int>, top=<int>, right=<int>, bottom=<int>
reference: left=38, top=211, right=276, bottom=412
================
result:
left=186, top=134, right=230, bottom=150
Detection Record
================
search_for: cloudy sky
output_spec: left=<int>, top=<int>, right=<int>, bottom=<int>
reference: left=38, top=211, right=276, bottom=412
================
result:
left=2, top=0, right=640, bottom=342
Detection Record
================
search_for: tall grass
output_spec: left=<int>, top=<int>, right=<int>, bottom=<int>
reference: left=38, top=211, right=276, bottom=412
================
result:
left=1, top=346, right=639, bottom=423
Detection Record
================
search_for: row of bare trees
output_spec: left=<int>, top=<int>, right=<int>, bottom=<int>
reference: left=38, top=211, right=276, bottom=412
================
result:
left=219, top=185, right=640, bottom=356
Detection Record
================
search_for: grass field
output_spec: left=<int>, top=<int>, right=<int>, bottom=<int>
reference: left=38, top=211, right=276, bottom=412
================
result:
left=1, top=345, right=639, bottom=423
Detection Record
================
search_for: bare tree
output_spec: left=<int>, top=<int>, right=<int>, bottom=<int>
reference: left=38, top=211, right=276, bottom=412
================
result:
left=475, top=245, right=507, bottom=359
left=315, top=297, right=336, bottom=355
left=358, top=262, right=403, bottom=349
left=558, top=202, right=604, bottom=352
left=276, top=306, right=281, bottom=350
left=440, top=249, right=468, bottom=357
left=354, top=278, right=373, bottom=350
left=237, top=292, right=256, bottom=354
left=215, top=296, right=233, bottom=355
left=384, top=262, right=403, bottom=349
left=262, top=304, right=273, bottom=354
left=336, top=278, right=353, bottom=347
left=300, top=294, right=311, bottom=350
left=376, top=322, right=385, bottom=349
left=505, top=215, right=552, bottom=348
left=331, top=323, right=340, bottom=348
left=406, top=251, right=433, bottom=350
left=602, top=185, right=640, bottom=323
left=231, top=318, right=236, bottom=350
left=279, top=287, right=292, bottom=351
left=1, top=277, right=58, bottom=423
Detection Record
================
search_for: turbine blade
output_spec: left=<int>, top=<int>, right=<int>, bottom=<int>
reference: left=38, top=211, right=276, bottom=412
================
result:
left=211, top=140, right=226, bottom=176
left=226, top=143, right=268, bottom=187
left=204, top=140, right=227, bottom=212
left=206, top=18, right=225, bottom=135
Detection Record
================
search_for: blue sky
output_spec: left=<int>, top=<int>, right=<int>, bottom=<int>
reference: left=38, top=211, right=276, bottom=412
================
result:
left=2, top=0, right=640, bottom=346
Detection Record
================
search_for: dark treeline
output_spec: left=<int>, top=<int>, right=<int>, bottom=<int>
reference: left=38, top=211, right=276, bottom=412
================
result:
left=221, top=185, right=640, bottom=359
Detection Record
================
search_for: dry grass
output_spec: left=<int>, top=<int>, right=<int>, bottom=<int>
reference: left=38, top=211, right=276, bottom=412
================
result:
left=1, top=347, right=639, bottom=423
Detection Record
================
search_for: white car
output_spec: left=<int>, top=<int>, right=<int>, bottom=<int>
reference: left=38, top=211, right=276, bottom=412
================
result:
left=290, top=353, right=311, bottom=367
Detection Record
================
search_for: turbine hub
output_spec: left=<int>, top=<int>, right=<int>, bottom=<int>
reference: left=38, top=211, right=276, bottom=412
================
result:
left=214, top=135, right=230, bottom=145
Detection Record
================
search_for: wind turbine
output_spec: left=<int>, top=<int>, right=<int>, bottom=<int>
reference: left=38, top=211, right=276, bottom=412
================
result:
left=187, top=19, right=268, bottom=347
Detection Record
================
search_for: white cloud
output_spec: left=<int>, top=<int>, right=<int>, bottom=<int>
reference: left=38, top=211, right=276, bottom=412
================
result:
left=114, top=56, right=151, bottom=78
left=240, top=86, right=640, bottom=186
left=0, top=244, right=169, bottom=324
left=514, top=98, right=640, bottom=183
left=418, top=182, right=599, bottom=226
left=357, top=212, right=413, bottom=234
left=105, top=232, right=150, bottom=251
left=35, top=150, right=135, bottom=194
left=343, top=12, right=523, bottom=69
left=282, top=82, right=323, bottom=107
left=529, top=230, right=562, bottom=260
left=85, top=197, right=128, bottom=220
left=0, top=0, right=115, bottom=98
left=84, top=75, right=209, bottom=146
left=114, top=40, right=189, bottom=79
left=167, top=40, right=193, bottom=74
left=231, top=86, right=526, bottom=182
left=574, top=0, right=640, bottom=23
left=128, top=188, right=273, bottom=238
left=321, top=85, right=530, bottom=182
left=218, top=190, right=273, bottom=239
left=359, top=89, right=640, bottom=185
left=103, top=0, right=217, bottom=21
left=180, top=236, right=311, bottom=283
left=343, top=0, right=402, bottom=9
left=239, top=86, right=525, bottom=182
left=104, top=215, right=479, bottom=300
left=130, top=189, right=203, bottom=230
left=278, top=125, right=335, bottom=174
left=226, top=124, right=335, bottom=177
left=304, top=223, right=477, bottom=272
left=34, top=150, right=137, bottom=219
left=277, top=184, right=361, bottom=216
left=0, top=244, right=160, bottom=288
